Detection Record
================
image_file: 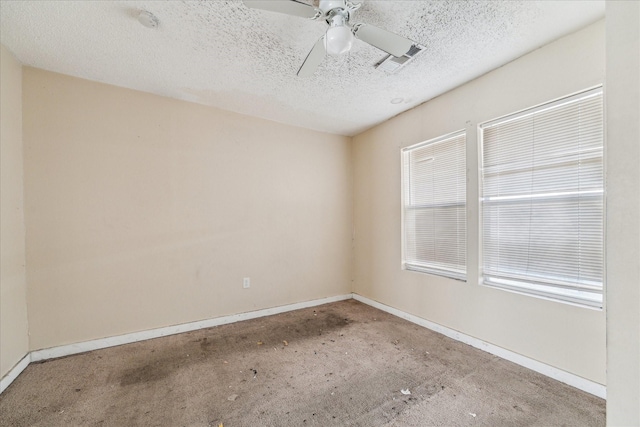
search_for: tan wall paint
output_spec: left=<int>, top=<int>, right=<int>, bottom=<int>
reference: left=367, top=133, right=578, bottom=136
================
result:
left=606, top=2, right=640, bottom=424
left=22, top=68, right=353, bottom=351
left=353, top=21, right=606, bottom=384
left=0, top=45, right=29, bottom=377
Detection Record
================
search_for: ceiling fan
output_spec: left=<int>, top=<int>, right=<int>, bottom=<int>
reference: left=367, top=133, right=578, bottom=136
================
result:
left=243, top=0, right=414, bottom=77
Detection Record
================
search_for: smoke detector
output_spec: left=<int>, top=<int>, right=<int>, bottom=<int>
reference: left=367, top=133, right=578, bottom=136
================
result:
left=138, top=10, right=159, bottom=28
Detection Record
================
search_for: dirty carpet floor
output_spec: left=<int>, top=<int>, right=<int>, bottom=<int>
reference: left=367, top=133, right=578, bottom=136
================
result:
left=0, top=300, right=604, bottom=426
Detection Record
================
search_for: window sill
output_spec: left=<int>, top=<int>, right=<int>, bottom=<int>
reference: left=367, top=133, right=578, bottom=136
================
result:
left=480, top=280, right=603, bottom=310
left=403, top=264, right=467, bottom=282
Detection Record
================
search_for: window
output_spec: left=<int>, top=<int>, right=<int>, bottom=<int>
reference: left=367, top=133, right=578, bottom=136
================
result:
left=402, top=131, right=466, bottom=280
left=480, top=87, right=604, bottom=307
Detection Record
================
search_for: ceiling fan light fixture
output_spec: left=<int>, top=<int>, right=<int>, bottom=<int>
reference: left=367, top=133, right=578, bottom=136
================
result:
left=243, top=0, right=414, bottom=76
left=325, top=25, right=354, bottom=55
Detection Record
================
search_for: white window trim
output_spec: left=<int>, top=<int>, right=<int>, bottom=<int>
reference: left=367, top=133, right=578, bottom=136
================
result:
left=401, top=129, right=467, bottom=281
left=478, top=86, right=605, bottom=309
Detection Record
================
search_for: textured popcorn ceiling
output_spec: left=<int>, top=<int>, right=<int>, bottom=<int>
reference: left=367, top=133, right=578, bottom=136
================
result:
left=0, top=1, right=603, bottom=136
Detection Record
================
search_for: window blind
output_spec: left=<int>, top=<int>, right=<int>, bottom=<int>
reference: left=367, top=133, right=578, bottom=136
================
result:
left=480, top=87, right=604, bottom=307
left=402, top=131, right=466, bottom=280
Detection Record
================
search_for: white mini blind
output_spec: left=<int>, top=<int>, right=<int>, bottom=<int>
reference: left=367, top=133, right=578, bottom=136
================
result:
left=402, top=131, right=466, bottom=280
left=480, top=87, right=604, bottom=307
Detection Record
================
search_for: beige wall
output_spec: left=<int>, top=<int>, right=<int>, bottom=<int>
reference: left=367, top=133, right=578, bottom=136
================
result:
left=606, top=1, right=640, bottom=425
left=353, top=21, right=606, bottom=384
left=0, top=45, right=29, bottom=377
left=22, top=68, right=353, bottom=350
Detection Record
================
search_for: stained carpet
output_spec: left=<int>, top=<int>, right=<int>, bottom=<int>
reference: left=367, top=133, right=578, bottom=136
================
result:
left=0, top=299, right=605, bottom=426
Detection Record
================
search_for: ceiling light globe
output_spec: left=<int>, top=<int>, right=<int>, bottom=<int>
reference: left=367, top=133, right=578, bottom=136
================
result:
left=325, top=26, right=354, bottom=56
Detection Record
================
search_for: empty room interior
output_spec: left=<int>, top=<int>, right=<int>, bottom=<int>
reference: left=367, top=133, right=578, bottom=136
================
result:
left=0, top=1, right=638, bottom=426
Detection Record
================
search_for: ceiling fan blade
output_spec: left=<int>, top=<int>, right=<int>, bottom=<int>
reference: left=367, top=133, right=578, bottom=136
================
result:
left=297, top=37, right=326, bottom=77
left=353, top=24, right=413, bottom=57
left=243, top=0, right=320, bottom=19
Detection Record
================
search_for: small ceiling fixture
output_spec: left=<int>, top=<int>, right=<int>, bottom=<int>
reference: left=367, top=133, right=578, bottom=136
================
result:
left=138, top=10, right=159, bottom=29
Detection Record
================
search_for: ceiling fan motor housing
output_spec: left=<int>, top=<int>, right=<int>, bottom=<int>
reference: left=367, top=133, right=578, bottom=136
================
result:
left=319, top=0, right=346, bottom=14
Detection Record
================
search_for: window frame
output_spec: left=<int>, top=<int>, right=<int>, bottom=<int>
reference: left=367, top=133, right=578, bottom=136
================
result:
left=401, top=129, right=467, bottom=281
left=478, top=86, right=605, bottom=308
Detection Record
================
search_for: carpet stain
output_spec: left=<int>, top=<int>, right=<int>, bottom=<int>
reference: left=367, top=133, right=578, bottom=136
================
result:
left=114, top=307, right=355, bottom=388
left=119, top=361, right=174, bottom=386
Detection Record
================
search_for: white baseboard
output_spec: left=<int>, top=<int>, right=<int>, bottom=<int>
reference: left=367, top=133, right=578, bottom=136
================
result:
left=0, top=353, right=30, bottom=394
left=30, top=294, right=352, bottom=362
left=352, top=293, right=606, bottom=399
